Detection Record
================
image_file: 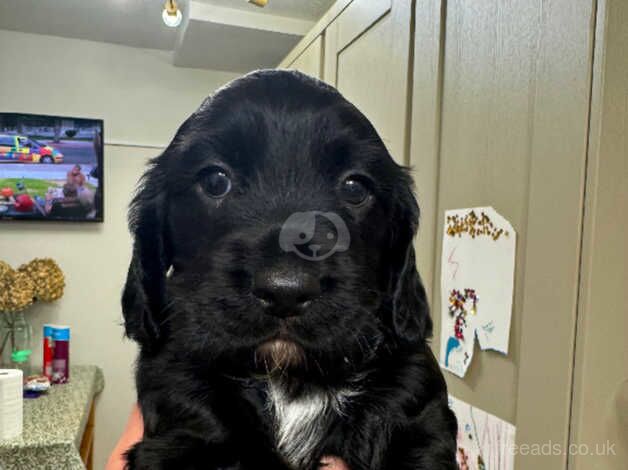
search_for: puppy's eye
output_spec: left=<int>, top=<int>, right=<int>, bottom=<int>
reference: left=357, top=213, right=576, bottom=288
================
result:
left=340, top=176, right=371, bottom=206
left=200, top=167, right=231, bottom=198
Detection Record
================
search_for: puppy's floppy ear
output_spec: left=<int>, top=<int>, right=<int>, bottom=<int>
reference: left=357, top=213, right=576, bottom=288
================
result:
left=122, top=156, right=171, bottom=350
left=389, top=176, right=433, bottom=345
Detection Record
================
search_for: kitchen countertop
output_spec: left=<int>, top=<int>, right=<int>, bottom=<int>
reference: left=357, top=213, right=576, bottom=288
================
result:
left=0, top=365, right=104, bottom=470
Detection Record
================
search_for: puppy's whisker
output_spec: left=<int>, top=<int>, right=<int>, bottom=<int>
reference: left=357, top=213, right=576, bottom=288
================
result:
left=356, top=334, right=369, bottom=359
left=157, top=301, right=179, bottom=326
left=313, top=358, right=325, bottom=376
left=199, top=330, right=212, bottom=352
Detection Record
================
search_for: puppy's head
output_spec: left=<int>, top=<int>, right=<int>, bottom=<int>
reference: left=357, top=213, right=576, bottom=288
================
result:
left=122, top=70, right=431, bottom=383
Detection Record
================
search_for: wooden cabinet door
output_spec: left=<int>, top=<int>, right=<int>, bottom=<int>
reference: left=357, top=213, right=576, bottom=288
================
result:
left=409, top=1, right=596, bottom=469
left=283, top=35, right=324, bottom=79
left=324, top=0, right=412, bottom=165
left=569, top=0, right=628, bottom=468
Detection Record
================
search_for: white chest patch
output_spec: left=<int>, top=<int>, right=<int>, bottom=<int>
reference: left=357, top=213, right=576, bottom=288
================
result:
left=267, top=381, right=356, bottom=469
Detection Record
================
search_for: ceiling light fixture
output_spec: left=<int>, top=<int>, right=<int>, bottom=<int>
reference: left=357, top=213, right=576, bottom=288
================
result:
left=162, top=0, right=182, bottom=28
left=248, top=0, right=268, bottom=7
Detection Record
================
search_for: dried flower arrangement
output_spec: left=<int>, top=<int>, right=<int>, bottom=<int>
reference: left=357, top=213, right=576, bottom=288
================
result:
left=0, top=258, right=65, bottom=367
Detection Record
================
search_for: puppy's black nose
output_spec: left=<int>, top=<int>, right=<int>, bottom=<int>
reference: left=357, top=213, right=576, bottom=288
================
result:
left=253, top=269, right=321, bottom=317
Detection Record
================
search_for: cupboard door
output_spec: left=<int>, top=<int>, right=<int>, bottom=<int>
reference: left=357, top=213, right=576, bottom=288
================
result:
left=286, top=35, right=324, bottom=79
left=409, top=1, right=596, bottom=468
left=569, top=0, right=628, bottom=468
left=324, top=0, right=412, bottom=165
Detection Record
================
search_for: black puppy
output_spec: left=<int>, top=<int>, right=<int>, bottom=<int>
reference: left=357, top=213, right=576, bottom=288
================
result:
left=122, top=70, right=457, bottom=470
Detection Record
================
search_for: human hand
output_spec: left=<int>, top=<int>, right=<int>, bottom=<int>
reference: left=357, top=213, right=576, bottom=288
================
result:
left=320, top=456, right=350, bottom=470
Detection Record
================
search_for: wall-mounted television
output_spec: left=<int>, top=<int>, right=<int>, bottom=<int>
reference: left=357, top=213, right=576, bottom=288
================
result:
left=0, top=113, right=103, bottom=222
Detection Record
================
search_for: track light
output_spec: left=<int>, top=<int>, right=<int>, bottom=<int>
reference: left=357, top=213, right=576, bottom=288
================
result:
left=248, top=0, right=268, bottom=7
left=162, top=0, right=182, bottom=28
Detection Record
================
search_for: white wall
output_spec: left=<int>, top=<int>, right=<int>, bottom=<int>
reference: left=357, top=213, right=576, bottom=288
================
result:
left=0, top=29, right=238, bottom=147
left=0, top=29, right=238, bottom=468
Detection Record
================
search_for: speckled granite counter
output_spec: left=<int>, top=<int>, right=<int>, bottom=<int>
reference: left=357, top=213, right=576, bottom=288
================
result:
left=0, top=365, right=104, bottom=470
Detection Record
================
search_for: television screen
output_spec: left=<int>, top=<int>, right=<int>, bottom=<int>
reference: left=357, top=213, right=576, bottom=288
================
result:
left=0, top=113, right=103, bottom=222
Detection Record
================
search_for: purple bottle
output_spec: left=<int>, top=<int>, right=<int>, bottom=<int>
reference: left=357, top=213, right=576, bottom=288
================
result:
left=51, top=326, right=70, bottom=384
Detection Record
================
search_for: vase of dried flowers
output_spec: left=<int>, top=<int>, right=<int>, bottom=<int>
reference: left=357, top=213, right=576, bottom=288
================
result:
left=0, top=259, right=65, bottom=372
left=0, top=311, right=33, bottom=372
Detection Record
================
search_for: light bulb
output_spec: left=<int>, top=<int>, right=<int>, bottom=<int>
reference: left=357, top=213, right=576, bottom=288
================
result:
left=162, top=1, right=182, bottom=28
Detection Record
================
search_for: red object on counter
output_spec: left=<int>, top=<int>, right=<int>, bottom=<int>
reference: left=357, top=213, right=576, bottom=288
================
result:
left=43, top=324, right=54, bottom=380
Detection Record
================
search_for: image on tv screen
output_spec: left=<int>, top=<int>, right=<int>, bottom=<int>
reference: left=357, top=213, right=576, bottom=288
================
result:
left=0, top=113, right=103, bottom=222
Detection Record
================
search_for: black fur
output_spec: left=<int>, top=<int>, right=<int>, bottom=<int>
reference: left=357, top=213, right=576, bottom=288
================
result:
left=122, top=70, right=457, bottom=470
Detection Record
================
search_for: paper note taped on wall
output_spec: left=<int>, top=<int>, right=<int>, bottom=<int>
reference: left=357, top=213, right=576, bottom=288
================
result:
left=449, top=395, right=516, bottom=470
left=439, top=207, right=516, bottom=378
